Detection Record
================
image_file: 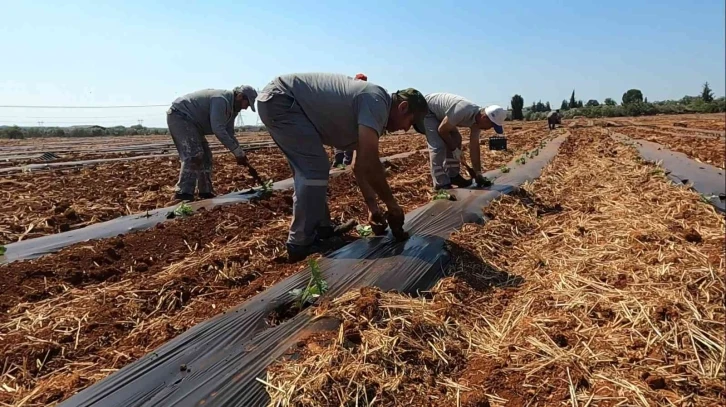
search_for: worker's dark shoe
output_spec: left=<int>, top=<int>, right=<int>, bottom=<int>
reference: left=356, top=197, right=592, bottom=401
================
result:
left=198, top=192, right=216, bottom=200
left=451, top=174, right=473, bottom=188
left=286, top=236, right=347, bottom=262
left=173, top=192, right=195, bottom=201
left=434, top=183, right=453, bottom=190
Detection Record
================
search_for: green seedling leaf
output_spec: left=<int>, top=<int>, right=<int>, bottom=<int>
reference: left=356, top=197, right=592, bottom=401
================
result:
left=500, top=166, right=511, bottom=173
left=292, top=258, right=329, bottom=309
left=433, top=190, right=452, bottom=201
left=173, top=202, right=194, bottom=217
left=356, top=225, right=373, bottom=237
left=0, top=245, right=6, bottom=256
left=335, top=164, right=346, bottom=169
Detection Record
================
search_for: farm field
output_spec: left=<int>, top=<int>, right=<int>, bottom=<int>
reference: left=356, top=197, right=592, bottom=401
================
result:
left=266, top=127, right=725, bottom=407
left=0, top=115, right=723, bottom=406
left=0, top=125, right=554, bottom=405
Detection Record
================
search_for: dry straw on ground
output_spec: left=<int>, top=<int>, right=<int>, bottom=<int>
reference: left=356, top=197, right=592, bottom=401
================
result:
left=265, top=128, right=725, bottom=406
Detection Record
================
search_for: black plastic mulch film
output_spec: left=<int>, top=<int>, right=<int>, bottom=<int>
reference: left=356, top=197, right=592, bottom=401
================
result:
left=612, top=133, right=725, bottom=212
left=58, top=134, right=567, bottom=407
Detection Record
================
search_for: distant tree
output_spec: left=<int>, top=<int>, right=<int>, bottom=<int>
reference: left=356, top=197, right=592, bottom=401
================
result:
left=530, top=102, right=537, bottom=113
left=604, top=98, right=617, bottom=106
left=586, top=99, right=600, bottom=107
left=569, top=90, right=577, bottom=109
left=577, top=100, right=584, bottom=108
left=701, top=82, right=714, bottom=103
left=622, top=89, right=644, bottom=105
left=560, top=99, right=570, bottom=111
left=4, top=126, right=24, bottom=139
left=535, top=100, right=546, bottom=112
left=511, top=94, right=524, bottom=120
left=545, top=101, right=551, bottom=111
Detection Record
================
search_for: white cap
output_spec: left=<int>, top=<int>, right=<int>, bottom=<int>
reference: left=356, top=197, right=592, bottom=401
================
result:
left=484, top=105, right=506, bottom=134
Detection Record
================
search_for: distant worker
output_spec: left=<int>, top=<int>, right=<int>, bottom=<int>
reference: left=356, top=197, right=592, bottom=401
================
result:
left=166, top=86, right=258, bottom=201
left=547, top=110, right=561, bottom=130
left=332, top=73, right=368, bottom=168
left=257, top=73, right=428, bottom=261
left=415, top=93, right=506, bottom=190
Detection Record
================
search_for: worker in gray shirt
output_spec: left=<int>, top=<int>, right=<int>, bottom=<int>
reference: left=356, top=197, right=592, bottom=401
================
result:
left=547, top=110, right=561, bottom=130
left=415, top=93, right=506, bottom=190
left=166, top=85, right=257, bottom=201
left=257, top=73, right=428, bottom=261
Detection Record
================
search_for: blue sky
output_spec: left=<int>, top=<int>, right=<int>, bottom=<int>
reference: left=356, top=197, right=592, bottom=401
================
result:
left=0, top=0, right=724, bottom=128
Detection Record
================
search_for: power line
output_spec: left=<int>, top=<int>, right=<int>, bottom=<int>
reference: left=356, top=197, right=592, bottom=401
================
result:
left=0, top=104, right=167, bottom=109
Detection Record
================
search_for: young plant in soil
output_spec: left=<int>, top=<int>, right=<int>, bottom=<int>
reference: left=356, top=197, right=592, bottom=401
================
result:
left=500, top=166, right=511, bottom=173
left=259, top=180, right=274, bottom=197
left=290, top=258, right=329, bottom=310
left=433, top=190, right=455, bottom=201
left=172, top=202, right=194, bottom=218
left=356, top=225, right=373, bottom=237
left=0, top=245, right=6, bottom=256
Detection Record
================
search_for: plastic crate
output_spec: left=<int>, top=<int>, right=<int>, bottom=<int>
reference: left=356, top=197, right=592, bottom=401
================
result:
left=489, top=136, right=507, bottom=151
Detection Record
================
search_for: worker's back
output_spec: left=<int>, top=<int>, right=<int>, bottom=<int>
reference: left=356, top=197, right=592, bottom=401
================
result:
left=171, top=89, right=235, bottom=134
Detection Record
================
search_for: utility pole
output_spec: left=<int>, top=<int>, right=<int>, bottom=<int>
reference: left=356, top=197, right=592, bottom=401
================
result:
left=138, top=119, right=144, bottom=126
left=37, top=121, right=44, bottom=127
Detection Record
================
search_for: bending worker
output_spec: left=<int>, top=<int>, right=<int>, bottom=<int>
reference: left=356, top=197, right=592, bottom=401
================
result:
left=257, top=73, right=428, bottom=261
left=332, top=73, right=368, bottom=168
left=416, top=92, right=507, bottom=189
left=547, top=110, right=561, bottom=130
left=166, top=86, right=258, bottom=201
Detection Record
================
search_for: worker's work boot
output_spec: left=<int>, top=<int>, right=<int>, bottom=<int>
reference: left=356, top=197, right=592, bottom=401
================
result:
left=451, top=174, right=473, bottom=188
left=434, top=183, right=452, bottom=190
left=286, top=236, right=347, bottom=262
left=173, top=192, right=195, bottom=201
left=198, top=192, right=216, bottom=200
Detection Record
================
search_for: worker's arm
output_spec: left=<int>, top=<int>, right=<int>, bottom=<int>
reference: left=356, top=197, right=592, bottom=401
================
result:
left=437, top=116, right=457, bottom=151
left=210, top=97, right=243, bottom=157
left=469, top=126, right=482, bottom=174
left=350, top=150, right=379, bottom=213
left=354, top=125, right=397, bottom=208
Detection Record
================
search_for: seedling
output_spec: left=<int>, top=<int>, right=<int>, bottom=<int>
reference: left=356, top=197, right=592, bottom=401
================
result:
left=516, top=156, right=527, bottom=165
left=260, top=179, right=274, bottom=196
left=335, top=164, right=346, bottom=170
left=531, top=148, right=540, bottom=157
left=356, top=225, right=373, bottom=237
left=290, top=258, right=329, bottom=309
left=433, top=190, right=454, bottom=201
left=500, top=166, right=511, bottom=173
left=173, top=202, right=194, bottom=217
left=0, top=245, right=6, bottom=256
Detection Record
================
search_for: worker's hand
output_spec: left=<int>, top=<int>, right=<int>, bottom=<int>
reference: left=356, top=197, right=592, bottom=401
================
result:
left=235, top=153, right=249, bottom=167
left=452, top=148, right=462, bottom=161
left=386, top=203, right=405, bottom=230
left=369, top=209, right=388, bottom=236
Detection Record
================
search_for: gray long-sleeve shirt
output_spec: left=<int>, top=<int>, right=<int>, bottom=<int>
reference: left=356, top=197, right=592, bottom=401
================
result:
left=170, top=89, right=240, bottom=155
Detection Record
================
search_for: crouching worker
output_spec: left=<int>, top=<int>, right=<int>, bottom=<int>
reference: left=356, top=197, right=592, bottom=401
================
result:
left=257, top=73, right=428, bottom=261
left=167, top=86, right=257, bottom=201
left=416, top=92, right=506, bottom=190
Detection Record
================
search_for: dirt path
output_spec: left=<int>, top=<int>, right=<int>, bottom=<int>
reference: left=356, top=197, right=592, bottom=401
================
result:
left=267, top=128, right=725, bottom=406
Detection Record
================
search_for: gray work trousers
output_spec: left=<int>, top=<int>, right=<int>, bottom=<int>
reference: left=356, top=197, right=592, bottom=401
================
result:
left=422, top=114, right=462, bottom=188
left=167, top=111, right=213, bottom=195
left=257, top=93, right=331, bottom=246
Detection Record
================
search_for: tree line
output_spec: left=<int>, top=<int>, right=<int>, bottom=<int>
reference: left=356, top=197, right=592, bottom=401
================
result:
left=509, top=82, right=724, bottom=121
left=0, top=124, right=267, bottom=139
